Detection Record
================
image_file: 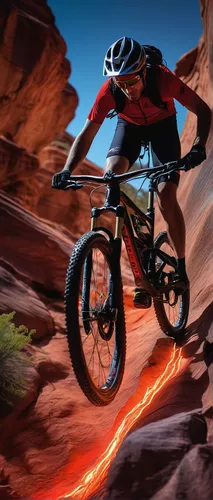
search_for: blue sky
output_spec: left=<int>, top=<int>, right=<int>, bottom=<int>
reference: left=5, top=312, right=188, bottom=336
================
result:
left=47, top=0, right=202, bottom=170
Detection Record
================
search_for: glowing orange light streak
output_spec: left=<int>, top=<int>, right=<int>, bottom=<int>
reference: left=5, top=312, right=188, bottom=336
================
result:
left=63, top=345, right=182, bottom=500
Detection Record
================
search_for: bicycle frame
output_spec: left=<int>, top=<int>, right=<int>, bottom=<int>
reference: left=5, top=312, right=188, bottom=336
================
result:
left=89, top=178, right=157, bottom=295
left=90, top=178, right=180, bottom=302
left=121, top=190, right=156, bottom=294
left=66, top=158, right=183, bottom=301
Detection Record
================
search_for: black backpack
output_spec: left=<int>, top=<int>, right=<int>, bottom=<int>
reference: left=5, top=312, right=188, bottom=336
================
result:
left=107, top=45, right=167, bottom=119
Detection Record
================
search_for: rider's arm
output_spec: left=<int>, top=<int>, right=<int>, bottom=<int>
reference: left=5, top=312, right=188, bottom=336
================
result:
left=63, top=81, right=115, bottom=173
left=160, top=68, right=211, bottom=147
left=63, top=119, right=101, bottom=173
left=176, top=87, right=211, bottom=147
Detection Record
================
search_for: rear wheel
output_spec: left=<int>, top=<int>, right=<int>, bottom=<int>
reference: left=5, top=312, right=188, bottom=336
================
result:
left=65, top=231, right=126, bottom=406
left=153, top=231, right=190, bottom=339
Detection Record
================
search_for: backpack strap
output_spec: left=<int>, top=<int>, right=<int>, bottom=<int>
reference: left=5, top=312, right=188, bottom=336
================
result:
left=145, top=66, right=167, bottom=110
left=107, top=79, right=126, bottom=119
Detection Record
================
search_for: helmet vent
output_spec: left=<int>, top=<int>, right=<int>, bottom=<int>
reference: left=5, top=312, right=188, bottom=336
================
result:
left=103, top=37, right=146, bottom=77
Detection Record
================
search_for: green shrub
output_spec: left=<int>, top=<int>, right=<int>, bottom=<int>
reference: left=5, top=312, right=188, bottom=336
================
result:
left=0, top=312, right=35, bottom=407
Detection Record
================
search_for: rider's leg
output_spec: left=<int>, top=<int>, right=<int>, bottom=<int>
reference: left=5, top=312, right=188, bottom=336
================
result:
left=104, top=156, right=130, bottom=206
left=156, top=181, right=188, bottom=283
left=156, top=181, right=185, bottom=258
left=104, top=155, right=129, bottom=174
left=105, top=116, right=143, bottom=172
left=104, top=117, right=142, bottom=205
left=150, top=115, right=188, bottom=283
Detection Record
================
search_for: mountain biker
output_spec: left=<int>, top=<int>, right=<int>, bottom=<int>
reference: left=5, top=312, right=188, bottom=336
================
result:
left=52, top=37, right=211, bottom=308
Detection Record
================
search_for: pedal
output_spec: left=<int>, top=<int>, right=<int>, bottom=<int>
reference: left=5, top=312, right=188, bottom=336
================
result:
left=133, top=289, right=152, bottom=309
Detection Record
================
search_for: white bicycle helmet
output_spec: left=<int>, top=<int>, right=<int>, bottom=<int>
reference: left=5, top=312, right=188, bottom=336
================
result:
left=103, top=37, right=146, bottom=77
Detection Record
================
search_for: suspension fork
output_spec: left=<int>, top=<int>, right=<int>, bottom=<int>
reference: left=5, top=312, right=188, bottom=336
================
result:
left=81, top=208, right=104, bottom=333
left=90, top=205, right=124, bottom=311
left=110, top=205, right=124, bottom=309
left=81, top=251, right=92, bottom=334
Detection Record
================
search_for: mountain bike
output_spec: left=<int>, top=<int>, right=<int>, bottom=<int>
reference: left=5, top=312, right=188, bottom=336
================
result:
left=59, top=157, right=189, bottom=406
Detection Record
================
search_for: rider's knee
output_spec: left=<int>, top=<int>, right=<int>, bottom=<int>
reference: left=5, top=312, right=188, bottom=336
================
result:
left=157, top=182, right=178, bottom=210
left=105, top=155, right=129, bottom=175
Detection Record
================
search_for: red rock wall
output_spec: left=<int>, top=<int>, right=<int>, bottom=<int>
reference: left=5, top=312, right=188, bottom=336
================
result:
left=173, top=0, right=213, bottom=316
left=36, top=134, right=109, bottom=238
left=174, top=0, right=213, bottom=155
left=0, top=0, right=78, bottom=153
left=0, top=0, right=79, bottom=209
left=0, top=135, right=40, bottom=210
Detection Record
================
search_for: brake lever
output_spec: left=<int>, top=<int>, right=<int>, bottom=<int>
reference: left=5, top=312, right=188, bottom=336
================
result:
left=165, top=161, right=187, bottom=172
left=164, top=161, right=178, bottom=171
left=65, top=181, right=83, bottom=190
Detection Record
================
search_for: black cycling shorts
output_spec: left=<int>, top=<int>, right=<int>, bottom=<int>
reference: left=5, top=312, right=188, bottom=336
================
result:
left=107, top=113, right=181, bottom=185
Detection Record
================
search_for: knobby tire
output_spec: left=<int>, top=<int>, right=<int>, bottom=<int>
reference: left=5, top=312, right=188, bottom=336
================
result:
left=153, top=231, right=190, bottom=339
left=65, top=231, right=126, bottom=406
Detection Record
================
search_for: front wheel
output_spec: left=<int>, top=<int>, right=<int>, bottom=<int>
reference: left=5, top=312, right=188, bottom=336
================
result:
left=65, top=231, right=126, bottom=406
left=153, top=231, right=190, bottom=339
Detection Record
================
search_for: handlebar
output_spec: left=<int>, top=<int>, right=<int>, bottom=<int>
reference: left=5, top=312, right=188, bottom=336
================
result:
left=63, top=159, right=186, bottom=190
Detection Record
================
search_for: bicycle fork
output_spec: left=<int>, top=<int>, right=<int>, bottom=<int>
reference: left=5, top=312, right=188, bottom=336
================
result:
left=90, top=205, right=124, bottom=318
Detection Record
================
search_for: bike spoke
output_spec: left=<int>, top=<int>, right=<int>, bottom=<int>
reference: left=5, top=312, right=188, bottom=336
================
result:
left=78, top=247, right=115, bottom=389
left=90, top=324, right=107, bottom=385
left=157, top=241, right=184, bottom=328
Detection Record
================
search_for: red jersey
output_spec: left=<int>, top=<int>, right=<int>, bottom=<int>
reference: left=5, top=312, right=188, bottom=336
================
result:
left=88, top=65, right=200, bottom=126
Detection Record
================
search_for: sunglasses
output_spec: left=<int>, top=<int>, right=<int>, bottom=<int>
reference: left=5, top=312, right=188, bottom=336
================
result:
left=114, top=74, right=141, bottom=89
